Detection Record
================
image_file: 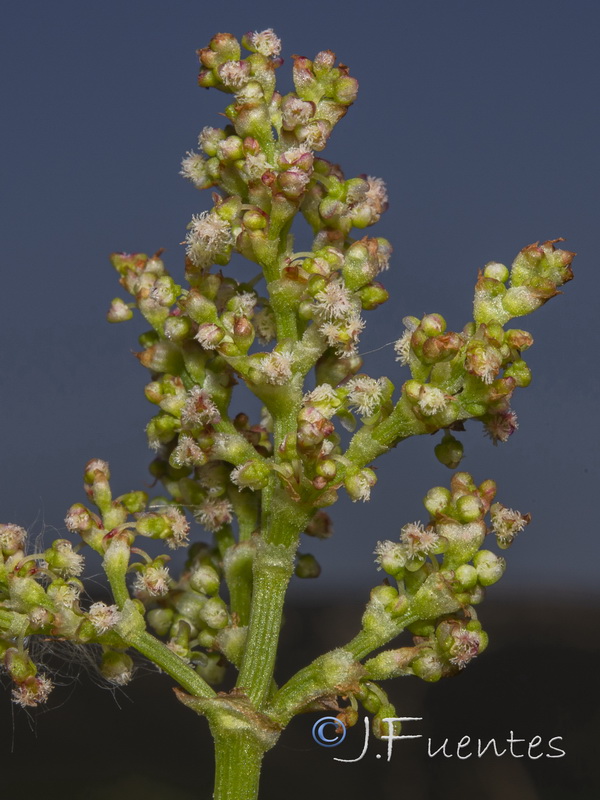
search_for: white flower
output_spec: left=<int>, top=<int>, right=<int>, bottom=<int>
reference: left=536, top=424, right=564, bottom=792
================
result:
left=417, top=386, right=449, bottom=416
left=181, top=386, right=220, bottom=428
left=163, top=506, right=190, bottom=549
left=51, top=540, right=85, bottom=577
left=195, top=498, right=234, bottom=533
left=345, top=376, right=386, bottom=417
left=364, top=176, right=388, bottom=216
left=253, top=307, right=276, bottom=343
left=490, top=503, right=528, bottom=545
left=245, top=28, right=282, bottom=57
left=394, top=329, right=412, bottom=365
left=303, top=383, right=340, bottom=419
left=242, top=151, right=271, bottom=181
left=170, top=434, right=207, bottom=468
left=0, top=523, right=27, bottom=553
left=374, top=540, right=406, bottom=572
left=346, top=469, right=377, bottom=502
left=180, top=151, right=209, bottom=188
left=281, top=96, right=314, bottom=130
left=257, top=350, right=293, bottom=385
left=281, top=145, right=313, bottom=165
left=88, top=602, right=122, bottom=634
left=185, top=212, right=234, bottom=268
left=484, top=410, right=519, bottom=445
left=448, top=628, right=481, bottom=669
left=217, top=60, right=251, bottom=90
left=346, top=176, right=388, bottom=224
left=400, top=521, right=439, bottom=558
left=304, top=383, right=338, bottom=404
left=313, top=280, right=356, bottom=320
left=194, top=323, right=224, bottom=350
left=297, top=120, right=331, bottom=151
left=134, top=565, right=171, bottom=597
left=12, top=675, right=53, bottom=708
left=229, top=292, right=257, bottom=317
left=319, top=313, right=365, bottom=356
left=198, top=126, right=221, bottom=153
left=47, top=582, right=80, bottom=608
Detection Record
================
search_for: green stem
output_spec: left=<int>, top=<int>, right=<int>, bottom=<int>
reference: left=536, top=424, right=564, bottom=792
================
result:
left=346, top=396, right=428, bottom=467
left=236, top=486, right=310, bottom=708
left=103, top=546, right=215, bottom=699
left=212, top=727, right=266, bottom=800
left=129, top=629, right=216, bottom=698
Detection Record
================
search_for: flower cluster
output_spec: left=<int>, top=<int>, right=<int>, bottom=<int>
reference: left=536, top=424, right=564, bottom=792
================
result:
left=0, top=29, right=573, bottom=800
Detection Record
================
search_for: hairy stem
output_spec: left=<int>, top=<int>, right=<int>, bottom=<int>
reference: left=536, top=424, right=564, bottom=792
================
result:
left=212, top=727, right=266, bottom=800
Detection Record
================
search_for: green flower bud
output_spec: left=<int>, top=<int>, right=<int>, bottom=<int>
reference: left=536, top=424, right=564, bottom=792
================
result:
left=505, top=328, right=534, bottom=351
left=295, top=553, right=321, bottom=579
left=117, top=491, right=148, bottom=514
left=229, top=459, right=270, bottom=490
left=164, top=315, right=193, bottom=343
left=411, top=649, right=444, bottom=682
left=434, top=433, right=464, bottom=469
left=196, top=652, right=226, bottom=686
left=0, top=524, right=27, bottom=557
left=364, top=648, right=415, bottom=680
left=421, top=314, right=446, bottom=337
left=483, top=261, right=509, bottom=282
left=173, top=592, right=208, bottom=629
left=373, top=703, right=400, bottom=740
left=374, top=541, right=406, bottom=577
left=357, top=282, right=389, bottom=310
left=344, top=468, right=377, bottom=502
left=147, top=607, right=174, bottom=637
left=107, top=297, right=133, bottom=323
left=455, top=494, right=484, bottom=523
left=4, top=648, right=37, bottom=682
left=43, top=540, right=84, bottom=579
left=315, top=459, right=337, bottom=481
left=64, top=504, right=104, bottom=550
left=138, top=342, right=184, bottom=374
left=199, top=597, right=229, bottom=630
left=189, top=564, right=220, bottom=595
left=217, top=135, right=244, bottom=162
left=474, top=550, right=506, bottom=586
left=424, top=486, right=452, bottom=518
left=454, top=563, right=478, bottom=590
left=504, top=359, right=532, bottom=387
left=146, top=414, right=180, bottom=449
left=100, top=649, right=134, bottom=685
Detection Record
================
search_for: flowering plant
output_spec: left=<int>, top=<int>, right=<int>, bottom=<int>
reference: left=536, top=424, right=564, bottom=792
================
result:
left=0, top=28, right=573, bottom=799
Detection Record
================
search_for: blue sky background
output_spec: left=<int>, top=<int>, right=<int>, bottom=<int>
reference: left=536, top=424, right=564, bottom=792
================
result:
left=1, top=0, right=599, bottom=602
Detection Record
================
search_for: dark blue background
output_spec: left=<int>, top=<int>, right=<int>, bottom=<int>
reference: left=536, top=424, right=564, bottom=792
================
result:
left=2, top=0, right=598, bottom=601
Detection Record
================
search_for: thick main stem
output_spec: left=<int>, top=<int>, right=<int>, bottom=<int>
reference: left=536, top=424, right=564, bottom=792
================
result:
left=212, top=728, right=266, bottom=800
left=236, top=485, right=309, bottom=708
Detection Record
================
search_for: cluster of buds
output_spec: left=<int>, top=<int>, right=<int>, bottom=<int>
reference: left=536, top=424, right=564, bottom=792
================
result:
left=76, top=460, right=247, bottom=686
left=394, top=238, right=573, bottom=455
left=364, top=616, right=489, bottom=684
left=356, top=472, right=527, bottom=693
left=0, top=514, right=130, bottom=702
